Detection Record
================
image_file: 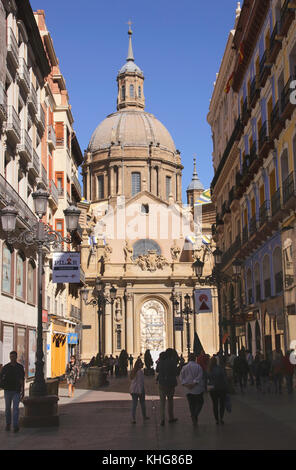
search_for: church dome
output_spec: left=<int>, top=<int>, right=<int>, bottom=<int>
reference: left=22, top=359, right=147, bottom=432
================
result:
left=88, top=108, right=176, bottom=154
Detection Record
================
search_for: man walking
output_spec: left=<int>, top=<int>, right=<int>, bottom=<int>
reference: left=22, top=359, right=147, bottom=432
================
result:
left=0, top=351, right=25, bottom=432
left=180, top=353, right=205, bottom=426
left=156, top=348, right=178, bottom=426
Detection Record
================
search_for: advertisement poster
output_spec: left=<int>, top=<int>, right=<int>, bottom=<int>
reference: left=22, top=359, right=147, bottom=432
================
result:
left=2, top=245, right=12, bottom=293
left=16, top=327, right=26, bottom=369
left=52, top=252, right=81, bottom=284
left=2, top=325, right=14, bottom=366
left=28, top=329, right=36, bottom=378
left=194, top=289, right=213, bottom=314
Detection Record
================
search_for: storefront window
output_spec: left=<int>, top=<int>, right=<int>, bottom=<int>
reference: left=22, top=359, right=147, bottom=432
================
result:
left=27, top=260, right=36, bottom=304
left=16, top=252, right=25, bottom=299
left=28, top=329, right=36, bottom=378
left=16, top=327, right=26, bottom=369
left=2, top=244, right=13, bottom=294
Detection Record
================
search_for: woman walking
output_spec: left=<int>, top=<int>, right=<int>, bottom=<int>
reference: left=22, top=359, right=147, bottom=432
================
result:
left=129, top=358, right=149, bottom=424
left=208, top=356, right=229, bottom=425
left=65, top=355, right=80, bottom=398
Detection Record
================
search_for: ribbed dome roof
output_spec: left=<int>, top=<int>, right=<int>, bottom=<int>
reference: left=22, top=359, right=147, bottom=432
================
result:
left=88, top=108, right=176, bottom=154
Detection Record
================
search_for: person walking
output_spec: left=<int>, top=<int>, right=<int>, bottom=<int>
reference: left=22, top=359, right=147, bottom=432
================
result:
left=283, top=351, right=295, bottom=394
left=271, top=351, right=284, bottom=394
left=156, top=348, right=178, bottom=426
left=253, top=352, right=261, bottom=391
left=180, top=353, right=205, bottom=426
left=129, top=354, right=134, bottom=371
left=246, top=350, right=254, bottom=385
left=233, top=350, right=249, bottom=393
left=65, top=355, right=80, bottom=398
left=259, top=354, right=271, bottom=394
left=0, top=351, right=25, bottom=432
left=207, top=356, right=229, bottom=425
left=129, top=358, right=149, bottom=424
left=109, top=355, right=115, bottom=376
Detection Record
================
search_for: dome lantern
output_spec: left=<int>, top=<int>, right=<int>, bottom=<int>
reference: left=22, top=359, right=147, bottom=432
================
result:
left=117, top=22, right=145, bottom=111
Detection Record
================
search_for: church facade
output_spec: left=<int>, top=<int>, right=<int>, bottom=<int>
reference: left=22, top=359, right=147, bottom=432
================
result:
left=79, top=27, right=219, bottom=362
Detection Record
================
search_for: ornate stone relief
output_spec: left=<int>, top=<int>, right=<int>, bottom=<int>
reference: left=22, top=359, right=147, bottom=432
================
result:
left=135, top=250, right=168, bottom=272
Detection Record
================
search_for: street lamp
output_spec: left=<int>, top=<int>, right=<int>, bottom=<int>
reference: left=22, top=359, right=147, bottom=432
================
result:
left=81, top=278, right=117, bottom=358
left=183, top=293, right=193, bottom=358
left=0, top=190, right=81, bottom=426
left=193, top=258, right=204, bottom=278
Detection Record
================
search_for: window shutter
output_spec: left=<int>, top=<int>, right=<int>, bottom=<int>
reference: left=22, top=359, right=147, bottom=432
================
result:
left=55, top=122, right=64, bottom=146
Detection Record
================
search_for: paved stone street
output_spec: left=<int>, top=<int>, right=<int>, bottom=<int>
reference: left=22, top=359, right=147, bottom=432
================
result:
left=0, top=373, right=295, bottom=451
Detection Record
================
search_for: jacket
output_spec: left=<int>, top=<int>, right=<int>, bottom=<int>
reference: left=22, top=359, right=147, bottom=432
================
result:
left=156, top=358, right=178, bottom=388
left=129, top=369, right=145, bottom=395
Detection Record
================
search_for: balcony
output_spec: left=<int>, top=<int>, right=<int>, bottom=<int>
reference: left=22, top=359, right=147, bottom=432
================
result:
left=269, top=22, right=283, bottom=64
left=47, top=125, right=56, bottom=150
left=275, top=271, right=283, bottom=294
left=279, top=0, right=295, bottom=37
left=241, top=97, right=250, bottom=126
left=249, top=141, right=261, bottom=173
left=249, top=215, right=257, bottom=236
left=18, top=58, right=30, bottom=95
left=282, top=172, right=296, bottom=208
left=0, top=82, right=7, bottom=122
left=36, top=103, right=45, bottom=131
left=7, top=27, right=19, bottom=69
left=18, top=129, right=32, bottom=162
left=259, top=121, right=273, bottom=159
left=0, top=174, right=36, bottom=228
left=250, top=74, right=260, bottom=108
left=71, top=172, right=82, bottom=201
left=264, top=278, right=271, bottom=298
left=271, top=189, right=282, bottom=217
left=6, top=105, right=21, bottom=143
left=28, top=148, right=40, bottom=177
left=281, top=76, right=295, bottom=123
left=255, top=283, right=261, bottom=303
left=49, top=180, right=59, bottom=208
left=259, top=200, right=270, bottom=227
left=28, top=84, right=38, bottom=115
left=270, top=101, right=281, bottom=140
left=259, top=50, right=271, bottom=88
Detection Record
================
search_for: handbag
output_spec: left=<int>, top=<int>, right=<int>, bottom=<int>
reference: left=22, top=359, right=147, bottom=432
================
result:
left=225, top=393, right=232, bottom=413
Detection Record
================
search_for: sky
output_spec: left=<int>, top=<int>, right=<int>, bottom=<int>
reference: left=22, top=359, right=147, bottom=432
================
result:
left=30, top=0, right=239, bottom=202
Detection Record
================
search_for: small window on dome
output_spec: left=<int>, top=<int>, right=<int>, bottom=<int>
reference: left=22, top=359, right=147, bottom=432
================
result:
left=138, top=86, right=141, bottom=98
left=130, top=84, right=134, bottom=98
left=121, top=86, right=125, bottom=100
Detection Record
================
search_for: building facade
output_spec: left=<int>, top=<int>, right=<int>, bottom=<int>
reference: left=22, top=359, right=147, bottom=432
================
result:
left=208, top=0, right=296, bottom=356
left=0, top=1, right=83, bottom=381
left=80, top=27, right=219, bottom=363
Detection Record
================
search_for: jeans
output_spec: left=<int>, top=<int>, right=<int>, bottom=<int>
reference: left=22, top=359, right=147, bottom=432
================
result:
left=4, top=390, right=21, bottom=428
left=159, top=385, right=175, bottom=421
left=131, top=393, right=147, bottom=420
left=209, top=390, right=226, bottom=422
left=186, top=393, right=204, bottom=423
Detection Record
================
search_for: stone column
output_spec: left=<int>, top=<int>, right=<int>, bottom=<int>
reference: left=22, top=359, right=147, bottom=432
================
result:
left=125, top=291, right=134, bottom=355
left=104, top=284, right=112, bottom=355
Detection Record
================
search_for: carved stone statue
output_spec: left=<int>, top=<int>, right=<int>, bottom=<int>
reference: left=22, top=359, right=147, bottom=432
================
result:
left=123, top=240, right=133, bottom=262
left=171, top=240, right=181, bottom=262
left=103, top=242, right=112, bottom=262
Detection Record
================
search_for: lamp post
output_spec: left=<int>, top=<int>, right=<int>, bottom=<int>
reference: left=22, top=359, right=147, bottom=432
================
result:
left=182, top=293, right=193, bottom=358
left=81, top=279, right=117, bottom=358
left=0, top=188, right=81, bottom=426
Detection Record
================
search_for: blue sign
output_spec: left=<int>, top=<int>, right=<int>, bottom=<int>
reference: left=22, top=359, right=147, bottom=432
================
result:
left=68, top=333, right=78, bottom=344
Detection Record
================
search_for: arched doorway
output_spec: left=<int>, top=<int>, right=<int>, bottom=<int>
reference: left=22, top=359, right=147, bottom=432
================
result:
left=140, top=299, right=166, bottom=364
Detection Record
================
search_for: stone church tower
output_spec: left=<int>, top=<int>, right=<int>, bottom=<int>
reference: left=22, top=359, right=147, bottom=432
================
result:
left=79, top=27, right=218, bottom=362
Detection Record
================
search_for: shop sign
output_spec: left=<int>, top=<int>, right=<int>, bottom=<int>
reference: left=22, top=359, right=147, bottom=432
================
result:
left=68, top=333, right=78, bottom=344
left=52, top=252, right=80, bottom=284
left=194, top=289, right=212, bottom=313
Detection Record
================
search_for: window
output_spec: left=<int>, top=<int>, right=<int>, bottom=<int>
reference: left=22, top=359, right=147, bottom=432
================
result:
left=2, top=243, right=13, bottom=294
left=141, top=204, right=149, bottom=214
left=116, top=326, right=122, bottom=350
left=121, top=86, right=125, bottom=100
left=27, top=260, right=36, bottom=304
left=16, top=252, right=25, bottom=299
left=132, top=172, right=141, bottom=196
left=55, top=171, right=64, bottom=196
left=97, top=175, right=104, bottom=199
left=55, top=122, right=64, bottom=146
left=166, top=176, right=171, bottom=200
left=138, top=86, right=142, bottom=98
left=133, top=239, right=161, bottom=259
left=130, top=84, right=134, bottom=98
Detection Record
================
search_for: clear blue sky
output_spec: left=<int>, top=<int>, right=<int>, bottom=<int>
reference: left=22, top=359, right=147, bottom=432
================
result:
left=30, top=0, right=238, bottom=201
